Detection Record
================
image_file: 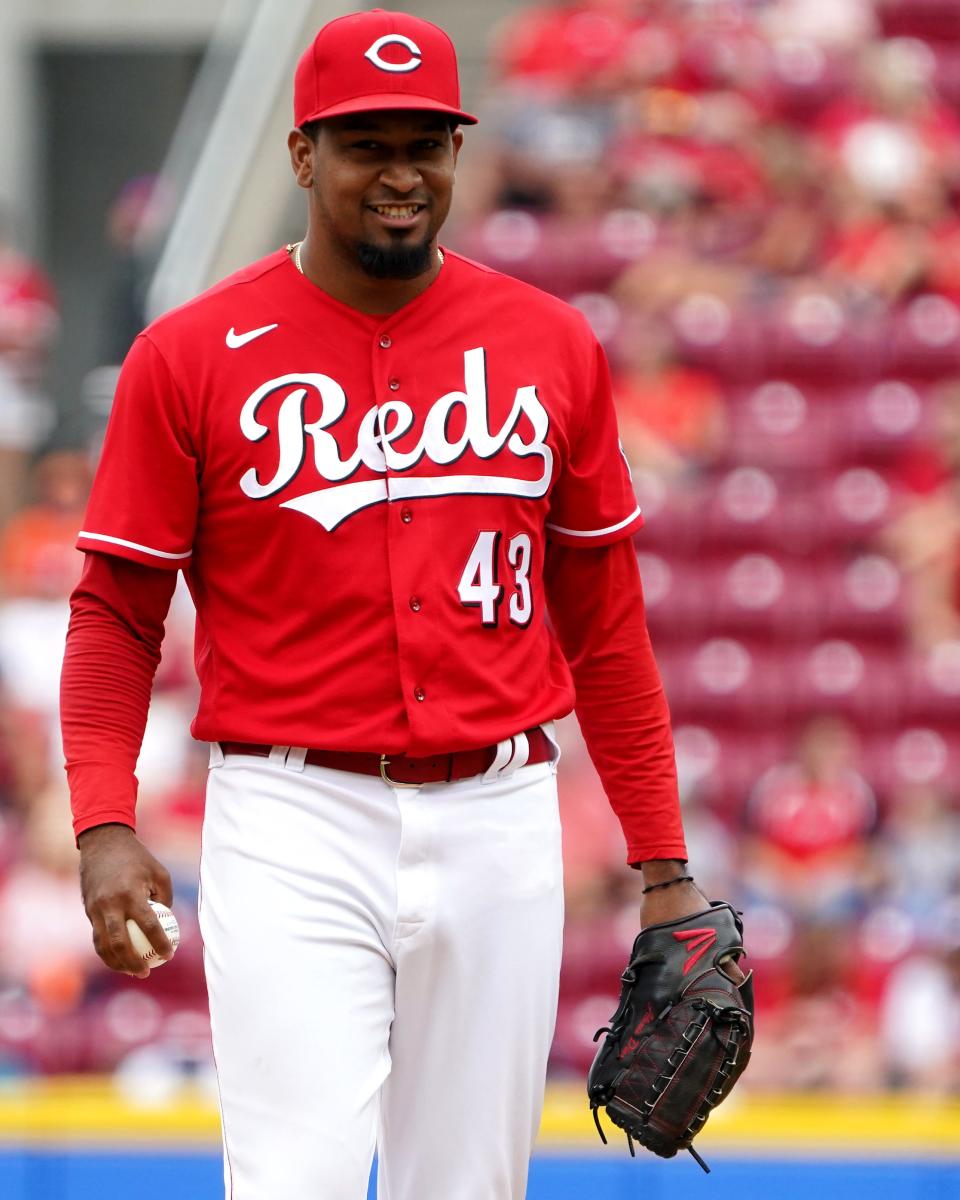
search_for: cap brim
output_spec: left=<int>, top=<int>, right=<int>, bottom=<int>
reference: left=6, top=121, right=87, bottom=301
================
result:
left=298, top=93, right=478, bottom=126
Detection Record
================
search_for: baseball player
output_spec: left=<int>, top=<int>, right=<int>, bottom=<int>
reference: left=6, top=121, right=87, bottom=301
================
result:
left=62, top=10, right=703, bottom=1199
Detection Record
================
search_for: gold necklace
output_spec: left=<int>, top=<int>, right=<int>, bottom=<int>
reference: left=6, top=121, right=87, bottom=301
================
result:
left=289, top=241, right=444, bottom=274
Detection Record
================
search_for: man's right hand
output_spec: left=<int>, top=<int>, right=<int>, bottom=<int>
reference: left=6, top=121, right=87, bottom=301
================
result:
left=78, top=823, right=175, bottom=979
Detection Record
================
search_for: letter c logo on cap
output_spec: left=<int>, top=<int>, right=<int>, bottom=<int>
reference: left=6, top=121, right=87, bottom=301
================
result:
left=364, top=34, right=422, bottom=73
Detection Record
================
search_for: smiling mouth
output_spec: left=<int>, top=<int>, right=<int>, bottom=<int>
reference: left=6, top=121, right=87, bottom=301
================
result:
left=368, top=203, right=427, bottom=224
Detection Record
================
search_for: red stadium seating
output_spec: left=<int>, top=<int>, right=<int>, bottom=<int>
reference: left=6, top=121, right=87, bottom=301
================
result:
left=699, top=467, right=839, bottom=554
left=708, top=551, right=822, bottom=641
left=762, top=296, right=891, bottom=382
left=877, top=0, right=960, bottom=42
left=632, top=470, right=706, bottom=555
left=669, top=294, right=767, bottom=382
left=886, top=296, right=960, bottom=377
left=766, top=42, right=854, bottom=122
left=723, top=381, right=842, bottom=471
left=818, top=554, right=909, bottom=642
left=863, top=725, right=960, bottom=795
left=788, top=639, right=905, bottom=728
left=637, top=550, right=710, bottom=640
left=838, top=380, right=931, bottom=465
left=673, top=722, right=790, bottom=817
left=931, top=42, right=960, bottom=109
left=815, top=467, right=899, bottom=549
left=903, top=640, right=960, bottom=722
left=658, top=637, right=791, bottom=727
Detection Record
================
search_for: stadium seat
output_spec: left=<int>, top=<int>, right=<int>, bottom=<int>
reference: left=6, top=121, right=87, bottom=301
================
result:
left=669, top=294, right=767, bottom=382
left=723, top=381, right=841, bottom=471
left=767, top=42, right=854, bottom=122
left=453, top=211, right=547, bottom=289
left=708, top=551, right=821, bottom=641
left=838, top=380, right=931, bottom=465
left=886, top=296, right=960, bottom=377
left=700, top=467, right=822, bottom=553
left=637, top=551, right=710, bottom=640
left=662, top=638, right=791, bottom=727
left=819, top=554, right=909, bottom=642
left=551, top=991, right=617, bottom=1075
left=674, top=722, right=791, bottom=818
left=456, top=213, right=656, bottom=299
left=788, top=640, right=905, bottom=727
left=862, top=725, right=960, bottom=795
left=632, top=470, right=706, bottom=555
left=902, top=640, right=960, bottom=722
left=815, top=467, right=898, bottom=549
left=876, top=0, right=960, bottom=42
left=762, top=295, right=891, bottom=381
left=931, top=42, right=960, bottom=109
left=561, top=917, right=635, bottom=996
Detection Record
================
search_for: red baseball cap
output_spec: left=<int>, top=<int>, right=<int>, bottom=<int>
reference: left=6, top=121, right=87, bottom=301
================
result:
left=294, top=9, right=478, bottom=128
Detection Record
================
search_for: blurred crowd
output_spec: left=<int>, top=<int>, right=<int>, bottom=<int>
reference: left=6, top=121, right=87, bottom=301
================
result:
left=1, top=0, right=959, bottom=1097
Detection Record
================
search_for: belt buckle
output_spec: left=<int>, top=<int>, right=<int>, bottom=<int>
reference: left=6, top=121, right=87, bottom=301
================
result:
left=379, top=754, right=421, bottom=788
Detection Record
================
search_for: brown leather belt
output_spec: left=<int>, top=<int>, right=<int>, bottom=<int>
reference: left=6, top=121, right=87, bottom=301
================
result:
left=218, top=727, right=552, bottom=787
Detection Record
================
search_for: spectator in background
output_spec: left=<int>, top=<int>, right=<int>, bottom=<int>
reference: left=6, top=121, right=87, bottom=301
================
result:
left=814, top=39, right=960, bottom=209
left=0, top=780, right=91, bottom=1009
left=0, top=449, right=90, bottom=599
left=611, top=311, right=727, bottom=476
left=490, top=0, right=632, bottom=100
left=883, top=378, right=960, bottom=647
left=99, top=175, right=166, bottom=367
left=0, top=452, right=90, bottom=736
left=880, top=937, right=960, bottom=1091
left=742, top=715, right=879, bottom=921
left=760, top=0, right=876, bottom=49
left=874, top=784, right=960, bottom=927
left=746, top=125, right=827, bottom=280
left=0, top=448, right=90, bottom=875
left=749, top=920, right=883, bottom=1091
left=0, top=206, right=58, bottom=524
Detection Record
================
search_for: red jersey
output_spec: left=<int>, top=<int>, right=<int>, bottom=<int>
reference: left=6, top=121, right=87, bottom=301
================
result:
left=78, top=248, right=643, bottom=756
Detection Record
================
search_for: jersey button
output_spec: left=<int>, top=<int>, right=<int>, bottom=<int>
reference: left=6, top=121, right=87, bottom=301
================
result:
left=379, top=334, right=392, bottom=349
left=409, top=596, right=422, bottom=612
left=388, top=378, right=400, bottom=391
left=414, top=686, right=426, bottom=702
left=400, top=506, right=413, bottom=523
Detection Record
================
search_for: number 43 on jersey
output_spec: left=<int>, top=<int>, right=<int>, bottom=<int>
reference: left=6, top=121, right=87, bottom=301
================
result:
left=458, top=531, right=532, bottom=628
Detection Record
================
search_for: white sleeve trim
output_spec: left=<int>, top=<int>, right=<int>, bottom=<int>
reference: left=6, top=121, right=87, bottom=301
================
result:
left=545, top=506, right=642, bottom=539
left=78, top=531, right=192, bottom=560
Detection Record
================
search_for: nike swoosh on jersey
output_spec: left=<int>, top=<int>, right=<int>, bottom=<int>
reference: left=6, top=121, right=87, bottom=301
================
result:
left=226, top=323, right=279, bottom=349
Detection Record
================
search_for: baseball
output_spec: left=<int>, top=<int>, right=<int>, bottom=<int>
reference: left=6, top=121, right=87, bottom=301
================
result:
left=125, top=900, right=180, bottom=968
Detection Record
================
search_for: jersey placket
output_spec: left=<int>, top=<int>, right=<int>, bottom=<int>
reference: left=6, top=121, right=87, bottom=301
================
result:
left=374, top=324, right=443, bottom=750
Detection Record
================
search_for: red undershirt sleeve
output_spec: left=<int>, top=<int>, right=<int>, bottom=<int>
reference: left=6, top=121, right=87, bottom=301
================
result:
left=60, top=551, right=178, bottom=839
left=543, top=536, right=687, bottom=866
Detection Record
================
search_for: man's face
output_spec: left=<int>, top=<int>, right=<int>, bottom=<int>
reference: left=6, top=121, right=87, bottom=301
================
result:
left=306, top=111, right=462, bottom=279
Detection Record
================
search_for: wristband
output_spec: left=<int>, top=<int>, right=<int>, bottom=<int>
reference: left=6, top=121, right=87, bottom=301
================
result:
left=641, top=873, right=694, bottom=895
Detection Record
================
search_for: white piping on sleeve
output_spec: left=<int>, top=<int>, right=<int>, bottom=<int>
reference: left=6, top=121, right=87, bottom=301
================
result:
left=545, top=506, right=642, bottom=539
left=78, top=531, right=192, bottom=560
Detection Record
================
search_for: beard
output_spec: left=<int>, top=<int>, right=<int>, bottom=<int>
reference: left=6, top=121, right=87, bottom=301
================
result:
left=356, top=236, right=434, bottom=279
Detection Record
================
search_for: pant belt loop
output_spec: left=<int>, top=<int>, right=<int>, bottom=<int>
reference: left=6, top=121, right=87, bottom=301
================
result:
left=268, top=745, right=289, bottom=765
left=483, top=737, right=514, bottom=783
left=541, top=721, right=561, bottom=767
left=209, top=742, right=225, bottom=768
left=505, top=731, right=529, bottom=776
left=285, top=746, right=307, bottom=773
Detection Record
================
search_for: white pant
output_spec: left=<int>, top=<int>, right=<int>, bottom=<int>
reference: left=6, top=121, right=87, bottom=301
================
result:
left=199, top=736, right=564, bottom=1199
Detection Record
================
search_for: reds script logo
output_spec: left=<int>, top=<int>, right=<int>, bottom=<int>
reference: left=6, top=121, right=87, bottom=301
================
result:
left=238, top=347, right=552, bottom=531
left=364, top=34, right=422, bottom=73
